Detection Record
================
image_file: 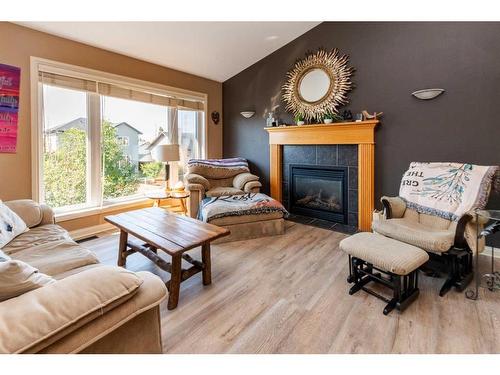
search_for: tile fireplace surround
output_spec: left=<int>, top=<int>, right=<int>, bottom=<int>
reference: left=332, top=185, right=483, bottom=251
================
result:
left=265, top=120, right=380, bottom=231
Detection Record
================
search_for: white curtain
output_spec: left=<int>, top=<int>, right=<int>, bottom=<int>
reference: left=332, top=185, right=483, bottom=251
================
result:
left=167, top=107, right=179, bottom=184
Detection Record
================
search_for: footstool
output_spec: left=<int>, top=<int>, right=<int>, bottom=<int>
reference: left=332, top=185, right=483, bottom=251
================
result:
left=198, top=193, right=288, bottom=243
left=340, top=232, right=429, bottom=315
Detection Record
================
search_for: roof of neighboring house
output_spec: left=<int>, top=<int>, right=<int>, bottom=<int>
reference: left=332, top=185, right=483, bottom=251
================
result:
left=113, top=122, right=143, bottom=135
left=145, top=131, right=168, bottom=151
left=46, top=117, right=143, bottom=135
left=46, top=117, right=87, bottom=133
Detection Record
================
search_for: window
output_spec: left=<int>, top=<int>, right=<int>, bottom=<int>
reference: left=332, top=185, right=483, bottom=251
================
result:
left=42, top=85, right=89, bottom=210
left=117, top=136, right=129, bottom=146
left=32, top=58, right=206, bottom=214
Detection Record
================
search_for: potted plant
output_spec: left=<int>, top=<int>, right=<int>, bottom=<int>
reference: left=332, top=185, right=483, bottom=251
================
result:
left=323, top=110, right=334, bottom=124
left=295, top=113, right=305, bottom=126
left=323, top=110, right=343, bottom=124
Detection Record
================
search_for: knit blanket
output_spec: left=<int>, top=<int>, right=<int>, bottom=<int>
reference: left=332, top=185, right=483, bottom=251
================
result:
left=399, top=162, right=498, bottom=221
left=197, top=193, right=289, bottom=222
left=187, top=157, right=249, bottom=171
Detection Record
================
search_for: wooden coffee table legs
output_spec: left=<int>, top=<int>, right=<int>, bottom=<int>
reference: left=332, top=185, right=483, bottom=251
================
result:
left=201, top=243, right=211, bottom=286
left=116, top=231, right=213, bottom=310
left=167, top=254, right=182, bottom=310
left=118, top=230, right=128, bottom=267
left=167, top=244, right=211, bottom=309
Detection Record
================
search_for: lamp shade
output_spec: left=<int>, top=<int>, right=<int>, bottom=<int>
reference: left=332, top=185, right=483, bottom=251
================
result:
left=154, top=144, right=180, bottom=162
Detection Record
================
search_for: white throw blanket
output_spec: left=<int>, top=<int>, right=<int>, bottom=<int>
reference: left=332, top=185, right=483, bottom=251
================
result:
left=197, top=193, right=288, bottom=222
left=399, top=162, right=498, bottom=221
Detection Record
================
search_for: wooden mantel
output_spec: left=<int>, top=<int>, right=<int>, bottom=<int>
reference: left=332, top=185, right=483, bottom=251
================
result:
left=265, top=120, right=379, bottom=231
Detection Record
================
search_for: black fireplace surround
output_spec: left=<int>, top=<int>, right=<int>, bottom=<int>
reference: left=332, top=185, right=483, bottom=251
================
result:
left=288, top=164, right=348, bottom=224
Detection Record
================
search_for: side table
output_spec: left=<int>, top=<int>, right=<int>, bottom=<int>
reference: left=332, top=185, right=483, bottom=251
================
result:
left=144, top=190, right=190, bottom=215
left=465, top=209, right=500, bottom=300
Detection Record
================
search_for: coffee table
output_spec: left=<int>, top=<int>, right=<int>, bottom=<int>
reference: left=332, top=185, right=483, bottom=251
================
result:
left=105, top=207, right=230, bottom=309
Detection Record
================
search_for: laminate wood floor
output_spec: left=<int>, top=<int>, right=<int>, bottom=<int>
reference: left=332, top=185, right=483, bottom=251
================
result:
left=85, top=221, right=500, bottom=354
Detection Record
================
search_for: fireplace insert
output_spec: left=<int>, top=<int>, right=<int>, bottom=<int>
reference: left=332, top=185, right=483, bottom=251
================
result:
left=288, top=164, right=348, bottom=223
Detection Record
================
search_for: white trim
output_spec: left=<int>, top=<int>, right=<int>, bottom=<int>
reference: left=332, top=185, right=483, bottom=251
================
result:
left=88, top=92, right=102, bottom=206
left=55, top=197, right=151, bottom=222
left=30, top=62, right=43, bottom=201
left=69, top=223, right=115, bottom=241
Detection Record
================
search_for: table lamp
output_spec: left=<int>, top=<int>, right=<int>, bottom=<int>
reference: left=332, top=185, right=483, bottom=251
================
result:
left=154, top=144, right=180, bottom=192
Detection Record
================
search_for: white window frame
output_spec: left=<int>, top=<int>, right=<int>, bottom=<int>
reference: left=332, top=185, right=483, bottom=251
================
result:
left=30, top=57, right=208, bottom=220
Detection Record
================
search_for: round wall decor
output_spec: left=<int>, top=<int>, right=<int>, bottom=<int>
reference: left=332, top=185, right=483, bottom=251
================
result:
left=282, top=48, right=354, bottom=121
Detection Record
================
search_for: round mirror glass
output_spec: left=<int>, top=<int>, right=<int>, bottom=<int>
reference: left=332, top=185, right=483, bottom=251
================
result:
left=298, top=68, right=331, bottom=103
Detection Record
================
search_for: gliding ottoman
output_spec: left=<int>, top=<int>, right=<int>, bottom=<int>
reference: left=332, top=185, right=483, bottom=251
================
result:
left=340, top=232, right=429, bottom=315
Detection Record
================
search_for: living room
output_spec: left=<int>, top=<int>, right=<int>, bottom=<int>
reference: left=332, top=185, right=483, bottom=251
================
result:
left=1, top=0, right=500, bottom=371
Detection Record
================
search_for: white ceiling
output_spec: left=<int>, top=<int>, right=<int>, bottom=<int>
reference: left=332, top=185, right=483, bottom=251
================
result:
left=17, top=22, right=320, bottom=82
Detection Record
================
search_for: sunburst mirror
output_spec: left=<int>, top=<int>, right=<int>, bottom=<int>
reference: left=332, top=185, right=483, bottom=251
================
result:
left=282, top=48, right=354, bottom=121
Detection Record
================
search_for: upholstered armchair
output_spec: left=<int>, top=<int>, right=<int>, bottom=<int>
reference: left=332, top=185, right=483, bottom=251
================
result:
left=372, top=196, right=489, bottom=296
left=184, top=158, right=262, bottom=218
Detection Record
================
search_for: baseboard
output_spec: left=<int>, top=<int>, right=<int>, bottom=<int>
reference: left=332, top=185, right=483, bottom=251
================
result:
left=69, top=223, right=115, bottom=241
left=480, top=247, right=500, bottom=259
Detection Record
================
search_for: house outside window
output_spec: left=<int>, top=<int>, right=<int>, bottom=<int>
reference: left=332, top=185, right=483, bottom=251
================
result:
left=32, top=58, right=207, bottom=215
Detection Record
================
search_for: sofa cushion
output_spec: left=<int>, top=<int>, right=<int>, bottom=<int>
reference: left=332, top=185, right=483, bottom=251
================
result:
left=3, top=199, right=44, bottom=228
left=206, top=187, right=246, bottom=197
left=3, top=224, right=99, bottom=277
left=0, top=266, right=143, bottom=354
left=37, top=271, right=167, bottom=354
left=372, top=217, right=455, bottom=254
left=340, top=232, right=429, bottom=275
left=0, top=260, right=56, bottom=302
left=0, top=200, right=28, bottom=249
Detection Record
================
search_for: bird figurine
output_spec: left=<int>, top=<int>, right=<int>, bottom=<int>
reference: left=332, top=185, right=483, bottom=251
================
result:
left=361, top=110, right=383, bottom=121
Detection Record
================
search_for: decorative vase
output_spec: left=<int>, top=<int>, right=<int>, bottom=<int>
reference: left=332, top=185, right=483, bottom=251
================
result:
left=297, top=121, right=305, bottom=126
left=323, top=119, right=333, bottom=124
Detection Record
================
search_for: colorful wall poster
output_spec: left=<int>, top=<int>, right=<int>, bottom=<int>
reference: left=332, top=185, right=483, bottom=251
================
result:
left=0, top=63, right=21, bottom=153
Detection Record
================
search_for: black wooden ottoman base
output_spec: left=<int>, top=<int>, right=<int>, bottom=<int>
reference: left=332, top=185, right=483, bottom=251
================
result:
left=347, top=255, right=420, bottom=315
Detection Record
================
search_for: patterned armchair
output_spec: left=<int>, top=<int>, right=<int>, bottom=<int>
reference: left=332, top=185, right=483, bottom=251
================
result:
left=184, top=158, right=262, bottom=218
left=372, top=163, right=498, bottom=296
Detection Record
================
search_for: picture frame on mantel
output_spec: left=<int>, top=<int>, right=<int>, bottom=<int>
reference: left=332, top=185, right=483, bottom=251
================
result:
left=0, top=63, right=21, bottom=153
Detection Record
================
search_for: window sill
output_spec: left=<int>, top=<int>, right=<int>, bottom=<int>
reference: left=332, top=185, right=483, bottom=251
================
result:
left=55, top=197, right=151, bottom=222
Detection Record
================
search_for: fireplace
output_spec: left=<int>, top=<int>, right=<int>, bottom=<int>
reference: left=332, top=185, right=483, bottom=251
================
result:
left=288, top=164, right=348, bottom=224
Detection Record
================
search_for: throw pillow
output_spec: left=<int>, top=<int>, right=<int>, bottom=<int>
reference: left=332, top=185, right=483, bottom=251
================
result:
left=0, top=260, right=56, bottom=302
left=0, top=200, right=28, bottom=249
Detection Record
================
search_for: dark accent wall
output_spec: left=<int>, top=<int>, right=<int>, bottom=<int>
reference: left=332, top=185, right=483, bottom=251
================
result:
left=223, top=22, right=500, bottom=245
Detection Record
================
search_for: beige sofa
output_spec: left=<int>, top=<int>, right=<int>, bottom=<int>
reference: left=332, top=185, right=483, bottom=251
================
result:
left=0, top=200, right=167, bottom=354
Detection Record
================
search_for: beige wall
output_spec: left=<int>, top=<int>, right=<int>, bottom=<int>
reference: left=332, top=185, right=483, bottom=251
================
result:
left=0, top=22, right=223, bottom=203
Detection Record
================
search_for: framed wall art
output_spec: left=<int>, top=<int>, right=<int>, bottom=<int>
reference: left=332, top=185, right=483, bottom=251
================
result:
left=0, top=63, right=21, bottom=153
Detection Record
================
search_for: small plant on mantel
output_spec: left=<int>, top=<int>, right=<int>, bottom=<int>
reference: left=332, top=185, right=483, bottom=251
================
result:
left=321, top=110, right=343, bottom=124
left=295, top=113, right=305, bottom=126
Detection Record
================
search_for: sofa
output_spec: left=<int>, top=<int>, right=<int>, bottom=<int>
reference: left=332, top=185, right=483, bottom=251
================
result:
left=0, top=199, right=167, bottom=354
left=184, top=158, right=262, bottom=218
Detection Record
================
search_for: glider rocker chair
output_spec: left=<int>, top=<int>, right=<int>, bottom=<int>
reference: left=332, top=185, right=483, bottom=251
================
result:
left=372, top=196, right=487, bottom=296
left=372, top=162, right=498, bottom=297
